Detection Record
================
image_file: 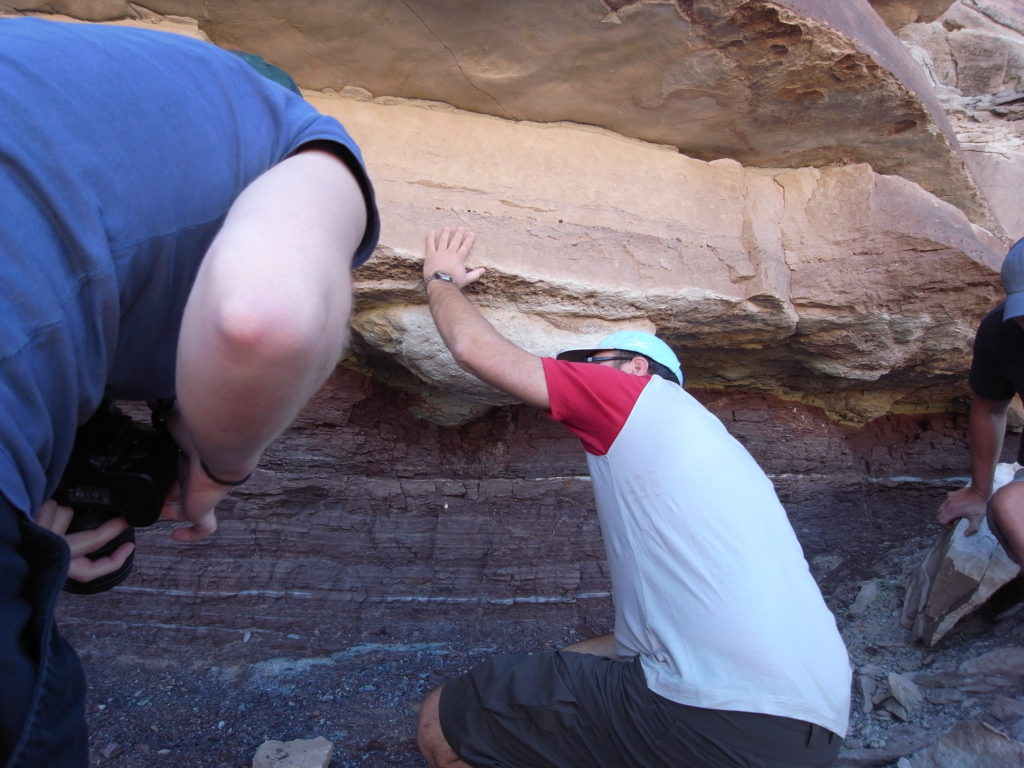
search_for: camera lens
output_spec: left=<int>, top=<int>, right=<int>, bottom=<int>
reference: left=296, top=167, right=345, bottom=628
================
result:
left=62, top=514, right=136, bottom=595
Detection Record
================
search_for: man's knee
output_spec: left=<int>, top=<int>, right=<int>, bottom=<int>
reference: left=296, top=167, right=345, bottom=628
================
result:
left=417, top=684, right=458, bottom=768
left=991, top=483, right=1024, bottom=526
left=990, top=482, right=1024, bottom=562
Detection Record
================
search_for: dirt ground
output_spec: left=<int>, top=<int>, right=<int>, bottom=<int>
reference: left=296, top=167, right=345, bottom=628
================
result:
left=62, top=613, right=579, bottom=768
left=54, top=526, right=1024, bottom=768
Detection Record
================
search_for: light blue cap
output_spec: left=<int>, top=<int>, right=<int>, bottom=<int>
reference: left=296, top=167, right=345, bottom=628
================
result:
left=557, top=330, right=683, bottom=385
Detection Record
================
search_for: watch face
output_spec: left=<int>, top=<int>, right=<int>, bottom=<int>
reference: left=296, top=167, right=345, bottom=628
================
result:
left=433, top=271, right=454, bottom=282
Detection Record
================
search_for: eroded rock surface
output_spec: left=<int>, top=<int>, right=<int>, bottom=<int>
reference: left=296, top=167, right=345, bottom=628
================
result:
left=8, top=1, right=1021, bottom=424
left=5, top=0, right=1003, bottom=223
left=901, top=0, right=1024, bottom=240
left=338, top=89, right=1002, bottom=424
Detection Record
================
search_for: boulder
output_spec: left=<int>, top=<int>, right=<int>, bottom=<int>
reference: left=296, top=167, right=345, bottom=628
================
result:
left=901, top=463, right=1022, bottom=645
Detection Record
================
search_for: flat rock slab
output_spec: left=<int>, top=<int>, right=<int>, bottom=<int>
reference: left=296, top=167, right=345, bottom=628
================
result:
left=902, top=464, right=1022, bottom=645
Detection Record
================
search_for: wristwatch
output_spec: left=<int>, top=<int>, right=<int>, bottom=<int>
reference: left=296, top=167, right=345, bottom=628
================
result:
left=425, top=270, right=456, bottom=285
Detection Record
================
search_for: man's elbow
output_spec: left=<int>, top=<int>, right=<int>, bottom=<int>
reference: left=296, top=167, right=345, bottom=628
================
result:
left=212, top=299, right=342, bottom=367
left=446, top=337, right=484, bottom=377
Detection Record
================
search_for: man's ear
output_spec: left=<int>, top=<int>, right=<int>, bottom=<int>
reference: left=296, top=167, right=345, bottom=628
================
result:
left=625, top=356, right=650, bottom=377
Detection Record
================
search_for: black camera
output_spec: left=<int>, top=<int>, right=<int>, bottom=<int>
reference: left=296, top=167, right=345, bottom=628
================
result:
left=54, top=399, right=180, bottom=594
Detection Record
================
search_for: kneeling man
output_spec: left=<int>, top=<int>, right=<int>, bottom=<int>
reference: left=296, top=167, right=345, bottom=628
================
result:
left=417, top=227, right=851, bottom=768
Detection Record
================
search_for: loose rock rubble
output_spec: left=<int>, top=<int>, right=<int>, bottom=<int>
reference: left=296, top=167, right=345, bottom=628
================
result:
left=836, top=534, right=1024, bottom=768
left=67, top=532, right=1024, bottom=768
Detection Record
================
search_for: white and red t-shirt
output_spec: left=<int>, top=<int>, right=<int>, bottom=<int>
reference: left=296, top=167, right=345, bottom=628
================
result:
left=543, top=358, right=852, bottom=737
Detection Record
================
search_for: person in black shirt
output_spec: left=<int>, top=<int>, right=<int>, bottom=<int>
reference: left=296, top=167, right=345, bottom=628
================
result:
left=938, top=238, right=1024, bottom=564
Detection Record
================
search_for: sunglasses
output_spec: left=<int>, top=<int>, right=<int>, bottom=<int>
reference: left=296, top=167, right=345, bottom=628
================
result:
left=585, top=355, right=636, bottom=364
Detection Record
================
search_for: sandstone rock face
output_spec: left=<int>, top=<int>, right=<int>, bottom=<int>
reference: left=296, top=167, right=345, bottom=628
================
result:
left=9, top=1, right=1019, bottom=423
left=7, top=0, right=1000, bottom=227
left=901, top=0, right=1024, bottom=239
left=14, top=0, right=1024, bottom=633
left=333, top=90, right=1003, bottom=424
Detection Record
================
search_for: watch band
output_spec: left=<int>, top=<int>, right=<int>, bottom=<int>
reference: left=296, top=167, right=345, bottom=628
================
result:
left=425, top=270, right=456, bottom=285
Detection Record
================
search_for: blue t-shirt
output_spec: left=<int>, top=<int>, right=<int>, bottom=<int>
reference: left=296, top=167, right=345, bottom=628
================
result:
left=0, top=18, right=380, bottom=515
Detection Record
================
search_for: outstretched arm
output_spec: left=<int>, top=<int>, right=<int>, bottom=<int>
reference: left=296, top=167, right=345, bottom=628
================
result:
left=169, top=147, right=367, bottom=541
left=938, top=393, right=1010, bottom=535
left=423, top=227, right=549, bottom=410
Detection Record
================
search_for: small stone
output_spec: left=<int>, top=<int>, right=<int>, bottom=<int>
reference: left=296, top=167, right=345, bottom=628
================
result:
left=988, top=695, right=1024, bottom=723
left=924, top=688, right=964, bottom=705
left=888, top=672, right=924, bottom=714
left=850, top=580, right=879, bottom=616
left=253, top=736, right=333, bottom=768
left=99, top=743, right=122, bottom=759
left=860, top=674, right=878, bottom=713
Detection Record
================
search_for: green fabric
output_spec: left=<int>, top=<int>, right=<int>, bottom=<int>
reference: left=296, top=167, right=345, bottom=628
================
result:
left=229, top=50, right=301, bottom=95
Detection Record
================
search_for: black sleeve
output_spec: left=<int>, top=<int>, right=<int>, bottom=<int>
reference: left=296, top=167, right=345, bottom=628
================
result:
left=968, top=306, right=1016, bottom=402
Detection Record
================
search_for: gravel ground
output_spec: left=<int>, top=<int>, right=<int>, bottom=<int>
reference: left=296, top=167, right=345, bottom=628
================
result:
left=58, top=532, right=1024, bottom=768
left=61, top=616, right=582, bottom=768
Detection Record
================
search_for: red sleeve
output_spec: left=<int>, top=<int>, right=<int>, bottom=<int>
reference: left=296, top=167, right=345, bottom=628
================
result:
left=542, top=358, right=649, bottom=455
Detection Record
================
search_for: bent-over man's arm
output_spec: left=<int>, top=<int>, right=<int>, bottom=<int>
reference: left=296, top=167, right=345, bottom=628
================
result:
left=171, top=148, right=367, bottom=541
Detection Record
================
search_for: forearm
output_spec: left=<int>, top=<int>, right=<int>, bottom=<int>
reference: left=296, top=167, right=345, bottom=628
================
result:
left=426, top=281, right=506, bottom=376
left=422, top=227, right=550, bottom=408
left=967, top=394, right=1009, bottom=497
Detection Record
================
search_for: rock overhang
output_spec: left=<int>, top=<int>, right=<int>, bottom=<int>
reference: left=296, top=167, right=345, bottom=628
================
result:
left=6, top=0, right=1013, bottom=425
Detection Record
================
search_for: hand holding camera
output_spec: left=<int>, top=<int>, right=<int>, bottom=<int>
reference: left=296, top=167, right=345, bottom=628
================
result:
left=53, top=400, right=181, bottom=593
left=35, top=499, right=135, bottom=585
left=52, top=399, right=255, bottom=593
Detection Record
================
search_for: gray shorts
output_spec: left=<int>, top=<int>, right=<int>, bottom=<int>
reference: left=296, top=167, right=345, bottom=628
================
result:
left=439, top=650, right=841, bottom=768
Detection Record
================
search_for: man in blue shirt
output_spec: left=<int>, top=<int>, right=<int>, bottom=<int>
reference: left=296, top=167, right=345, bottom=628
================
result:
left=0, top=18, right=379, bottom=767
